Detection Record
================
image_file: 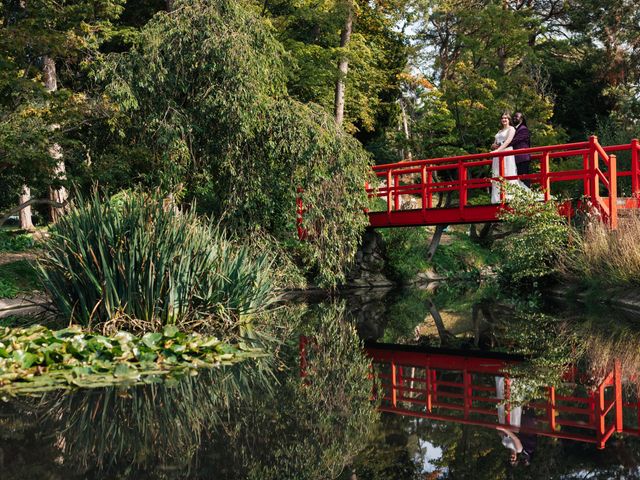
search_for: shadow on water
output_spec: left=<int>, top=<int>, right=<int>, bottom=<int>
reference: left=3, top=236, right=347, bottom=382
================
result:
left=2, top=284, right=640, bottom=478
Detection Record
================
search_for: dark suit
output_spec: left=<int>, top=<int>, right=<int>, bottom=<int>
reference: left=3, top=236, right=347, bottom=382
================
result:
left=510, top=124, right=531, bottom=186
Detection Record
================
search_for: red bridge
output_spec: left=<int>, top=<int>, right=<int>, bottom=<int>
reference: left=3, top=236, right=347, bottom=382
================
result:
left=365, top=136, right=640, bottom=230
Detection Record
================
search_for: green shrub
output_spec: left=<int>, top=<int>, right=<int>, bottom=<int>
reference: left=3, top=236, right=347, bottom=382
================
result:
left=0, top=231, right=34, bottom=252
left=379, top=227, right=431, bottom=282
left=496, top=185, right=572, bottom=287
left=38, top=191, right=276, bottom=334
left=0, top=260, right=40, bottom=298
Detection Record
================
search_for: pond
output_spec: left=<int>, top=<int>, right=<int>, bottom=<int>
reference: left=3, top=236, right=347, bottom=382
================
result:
left=1, top=285, right=640, bottom=479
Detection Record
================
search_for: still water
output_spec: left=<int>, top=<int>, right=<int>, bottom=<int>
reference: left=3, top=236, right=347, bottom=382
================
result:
left=1, top=285, right=640, bottom=479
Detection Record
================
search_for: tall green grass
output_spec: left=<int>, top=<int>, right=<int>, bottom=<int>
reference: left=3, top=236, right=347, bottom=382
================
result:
left=38, top=191, right=275, bottom=334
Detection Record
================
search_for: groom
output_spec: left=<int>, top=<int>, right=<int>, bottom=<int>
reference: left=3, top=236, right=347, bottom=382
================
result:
left=510, top=112, right=531, bottom=186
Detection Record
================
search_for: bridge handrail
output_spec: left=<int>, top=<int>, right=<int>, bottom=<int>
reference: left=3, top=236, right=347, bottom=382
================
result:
left=371, top=141, right=590, bottom=171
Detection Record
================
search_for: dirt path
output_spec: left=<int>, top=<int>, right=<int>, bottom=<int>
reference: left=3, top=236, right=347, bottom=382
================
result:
left=0, top=251, right=41, bottom=266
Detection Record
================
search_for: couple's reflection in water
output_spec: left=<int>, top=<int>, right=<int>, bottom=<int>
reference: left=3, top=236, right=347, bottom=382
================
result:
left=1, top=290, right=640, bottom=479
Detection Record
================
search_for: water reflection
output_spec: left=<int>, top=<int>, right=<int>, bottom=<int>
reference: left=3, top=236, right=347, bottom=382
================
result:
left=0, top=305, right=377, bottom=479
left=2, top=287, right=640, bottom=478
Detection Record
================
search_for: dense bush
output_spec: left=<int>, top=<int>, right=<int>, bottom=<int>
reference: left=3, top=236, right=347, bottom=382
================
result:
left=496, top=185, right=572, bottom=287
left=0, top=231, right=35, bottom=252
left=38, top=191, right=275, bottom=334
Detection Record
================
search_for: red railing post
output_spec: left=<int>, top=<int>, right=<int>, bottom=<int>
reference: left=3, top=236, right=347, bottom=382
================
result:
left=588, top=135, right=600, bottom=206
left=459, top=161, right=467, bottom=213
left=463, top=369, right=471, bottom=419
left=596, top=381, right=606, bottom=449
left=386, top=170, right=392, bottom=215
left=391, top=358, right=398, bottom=408
left=394, top=173, right=400, bottom=211
left=427, top=170, right=433, bottom=208
left=426, top=364, right=432, bottom=413
left=505, top=377, right=511, bottom=425
left=541, top=152, right=551, bottom=201
left=582, top=152, right=590, bottom=198
left=421, top=165, right=427, bottom=214
left=548, top=386, right=556, bottom=431
left=609, top=154, right=618, bottom=229
left=615, top=359, right=623, bottom=433
left=499, top=153, right=505, bottom=203
left=632, top=138, right=639, bottom=197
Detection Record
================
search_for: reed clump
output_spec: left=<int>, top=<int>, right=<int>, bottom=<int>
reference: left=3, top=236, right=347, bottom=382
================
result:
left=38, top=190, right=275, bottom=335
left=561, top=214, right=640, bottom=287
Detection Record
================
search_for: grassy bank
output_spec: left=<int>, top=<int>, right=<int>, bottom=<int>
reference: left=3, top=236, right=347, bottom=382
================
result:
left=379, top=226, right=496, bottom=283
left=0, top=260, right=40, bottom=298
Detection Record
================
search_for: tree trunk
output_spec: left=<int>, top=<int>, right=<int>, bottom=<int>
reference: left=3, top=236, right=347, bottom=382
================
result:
left=427, top=192, right=452, bottom=260
left=399, top=99, right=412, bottom=161
left=18, top=186, right=34, bottom=230
left=334, top=1, right=353, bottom=125
left=42, top=55, right=68, bottom=222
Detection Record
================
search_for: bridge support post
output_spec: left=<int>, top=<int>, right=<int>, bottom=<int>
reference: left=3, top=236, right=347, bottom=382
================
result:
left=615, top=359, right=623, bottom=433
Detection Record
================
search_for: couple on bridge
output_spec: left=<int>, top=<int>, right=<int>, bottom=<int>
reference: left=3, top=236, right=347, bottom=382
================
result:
left=490, top=111, right=531, bottom=204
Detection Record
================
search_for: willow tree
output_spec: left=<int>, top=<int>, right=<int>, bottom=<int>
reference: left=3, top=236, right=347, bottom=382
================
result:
left=102, top=0, right=372, bottom=286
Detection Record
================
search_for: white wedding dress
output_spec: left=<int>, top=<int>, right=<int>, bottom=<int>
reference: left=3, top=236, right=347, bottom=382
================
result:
left=491, top=126, right=528, bottom=204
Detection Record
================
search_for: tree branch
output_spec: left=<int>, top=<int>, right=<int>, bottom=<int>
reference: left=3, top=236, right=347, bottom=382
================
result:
left=0, top=198, right=69, bottom=227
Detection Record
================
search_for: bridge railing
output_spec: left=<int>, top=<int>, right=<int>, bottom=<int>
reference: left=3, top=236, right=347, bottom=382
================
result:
left=367, top=345, right=630, bottom=449
left=366, top=136, right=640, bottom=229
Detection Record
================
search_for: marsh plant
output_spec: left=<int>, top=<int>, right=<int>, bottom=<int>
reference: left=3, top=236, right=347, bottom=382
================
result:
left=561, top=213, right=640, bottom=287
left=38, top=191, right=275, bottom=335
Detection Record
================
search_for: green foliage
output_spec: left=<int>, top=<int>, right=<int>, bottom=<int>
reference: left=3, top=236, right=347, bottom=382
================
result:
left=379, top=226, right=431, bottom=282
left=0, top=231, right=35, bottom=252
left=496, top=185, right=572, bottom=287
left=257, top=0, right=408, bottom=135
left=0, top=324, right=263, bottom=395
left=501, top=314, right=583, bottom=405
left=432, top=230, right=497, bottom=277
left=381, top=288, right=431, bottom=343
left=101, top=0, right=371, bottom=286
left=216, top=303, right=380, bottom=480
left=38, top=190, right=275, bottom=333
left=0, top=260, right=41, bottom=298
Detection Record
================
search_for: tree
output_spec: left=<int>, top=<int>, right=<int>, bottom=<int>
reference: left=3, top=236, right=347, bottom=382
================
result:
left=0, top=0, right=127, bottom=224
left=100, top=0, right=372, bottom=286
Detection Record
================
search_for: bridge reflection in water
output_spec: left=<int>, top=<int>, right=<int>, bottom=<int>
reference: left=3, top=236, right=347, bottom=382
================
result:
left=366, top=342, right=639, bottom=450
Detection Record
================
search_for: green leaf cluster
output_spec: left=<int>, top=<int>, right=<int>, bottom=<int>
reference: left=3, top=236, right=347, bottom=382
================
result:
left=100, top=0, right=372, bottom=286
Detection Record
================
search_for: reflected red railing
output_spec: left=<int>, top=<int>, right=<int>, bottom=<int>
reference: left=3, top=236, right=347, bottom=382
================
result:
left=366, top=344, right=637, bottom=450
left=299, top=337, right=640, bottom=449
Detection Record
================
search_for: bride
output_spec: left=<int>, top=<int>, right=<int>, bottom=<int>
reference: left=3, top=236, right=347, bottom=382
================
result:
left=490, top=112, right=528, bottom=204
